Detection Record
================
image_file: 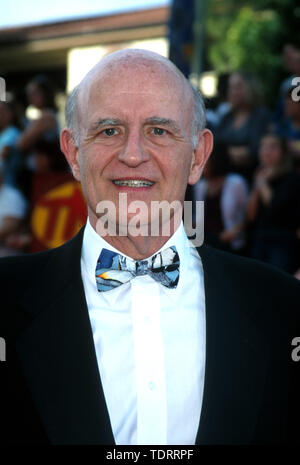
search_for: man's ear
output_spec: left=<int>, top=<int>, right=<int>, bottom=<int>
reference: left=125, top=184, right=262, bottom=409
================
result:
left=188, top=129, right=213, bottom=185
left=60, top=128, right=81, bottom=181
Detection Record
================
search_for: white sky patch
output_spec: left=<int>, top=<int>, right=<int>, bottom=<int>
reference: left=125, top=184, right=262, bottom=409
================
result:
left=0, top=0, right=170, bottom=29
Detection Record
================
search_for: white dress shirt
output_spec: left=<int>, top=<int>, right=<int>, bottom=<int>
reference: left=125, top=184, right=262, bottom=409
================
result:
left=81, top=219, right=206, bottom=445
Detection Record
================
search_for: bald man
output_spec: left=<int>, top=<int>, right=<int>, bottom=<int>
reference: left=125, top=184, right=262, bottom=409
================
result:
left=0, top=49, right=300, bottom=445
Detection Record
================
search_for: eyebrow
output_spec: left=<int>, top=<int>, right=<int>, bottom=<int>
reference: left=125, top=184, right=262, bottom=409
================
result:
left=89, top=118, right=123, bottom=133
left=89, top=117, right=182, bottom=134
left=144, top=117, right=182, bottom=134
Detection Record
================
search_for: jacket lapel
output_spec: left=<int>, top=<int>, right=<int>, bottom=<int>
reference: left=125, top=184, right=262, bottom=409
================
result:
left=195, top=245, right=270, bottom=444
left=16, top=228, right=115, bottom=444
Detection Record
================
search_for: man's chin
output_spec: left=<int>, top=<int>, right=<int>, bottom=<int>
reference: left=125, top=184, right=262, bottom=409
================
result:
left=95, top=215, right=149, bottom=237
left=95, top=214, right=178, bottom=238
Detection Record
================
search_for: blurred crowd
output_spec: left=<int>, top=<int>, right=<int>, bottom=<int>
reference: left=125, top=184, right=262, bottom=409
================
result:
left=0, top=75, right=69, bottom=256
left=0, top=44, right=300, bottom=278
left=189, top=43, right=300, bottom=279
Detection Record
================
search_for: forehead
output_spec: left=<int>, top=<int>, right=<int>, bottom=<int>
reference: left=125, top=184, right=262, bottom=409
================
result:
left=79, top=60, right=192, bottom=123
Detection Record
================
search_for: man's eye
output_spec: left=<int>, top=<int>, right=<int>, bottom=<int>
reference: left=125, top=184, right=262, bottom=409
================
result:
left=103, top=128, right=118, bottom=136
left=152, top=127, right=166, bottom=136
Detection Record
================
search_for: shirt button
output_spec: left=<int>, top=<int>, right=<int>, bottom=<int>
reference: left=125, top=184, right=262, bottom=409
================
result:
left=148, top=381, right=155, bottom=391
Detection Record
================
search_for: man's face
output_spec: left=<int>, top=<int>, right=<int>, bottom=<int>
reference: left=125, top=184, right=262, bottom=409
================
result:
left=62, top=61, right=210, bottom=231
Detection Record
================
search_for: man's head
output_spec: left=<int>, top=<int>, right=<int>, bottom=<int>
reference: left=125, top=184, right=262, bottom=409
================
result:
left=60, top=49, right=213, bottom=231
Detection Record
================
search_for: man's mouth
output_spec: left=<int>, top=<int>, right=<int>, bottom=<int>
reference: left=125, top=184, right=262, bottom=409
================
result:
left=112, top=179, right=154, bottom=187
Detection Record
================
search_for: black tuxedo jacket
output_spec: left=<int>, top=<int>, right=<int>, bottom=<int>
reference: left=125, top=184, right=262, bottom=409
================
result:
left=0, top=226, right=300, bottom=445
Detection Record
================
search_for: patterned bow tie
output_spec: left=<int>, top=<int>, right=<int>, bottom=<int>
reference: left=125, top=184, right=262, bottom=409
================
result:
left=95, top=246, right=180, bottom=292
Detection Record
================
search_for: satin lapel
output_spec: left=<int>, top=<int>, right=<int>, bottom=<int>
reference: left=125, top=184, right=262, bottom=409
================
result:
left=195, top=245, right=269, bottom=444
left=16, top=228, right=115, bottom=445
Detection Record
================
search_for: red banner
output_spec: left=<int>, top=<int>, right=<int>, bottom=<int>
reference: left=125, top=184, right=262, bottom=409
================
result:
left=30, top=172, right=87, bottom=252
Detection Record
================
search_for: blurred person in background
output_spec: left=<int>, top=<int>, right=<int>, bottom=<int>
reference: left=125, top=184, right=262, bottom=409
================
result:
left=205, top=73, right=230, bottom=130
left=0, top=163, right=27, bottom=257
left=0, top=101, right=22, bottom=188
left=12, top=88, right=29, bottom=131
left=282, top=44, right=300, bottom=78
left=7, top=140, right=69, bottom=252
left=278, top=44, right=300, bottom=102
left=33, top=139, right=69, bottom=174
left=17, top=75, right=59, bottom=155
left=274, top=81, right=300, bottom=171
left=247, top=133, right=300, bottom=273
left=193, top=142, right=248, bottom=253
left=273, top=43, right=300, bottom=125
left=215, top=71, right=270, bottom=180
left=16, top=75, right=61, bottom=200
left=6, top=139, right=70, bottom=254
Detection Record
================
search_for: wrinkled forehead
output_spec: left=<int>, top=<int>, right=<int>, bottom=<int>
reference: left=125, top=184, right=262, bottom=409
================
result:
left=77, top=57, right=193, bottom=119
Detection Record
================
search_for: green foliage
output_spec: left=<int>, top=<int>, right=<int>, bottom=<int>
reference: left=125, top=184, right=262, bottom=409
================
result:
left=210, top=7, right=280, bottom=69
left=205, top=0, right=298, bottom=107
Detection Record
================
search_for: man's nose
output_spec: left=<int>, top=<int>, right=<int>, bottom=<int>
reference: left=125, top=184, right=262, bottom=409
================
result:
left=118, top=130, right=149, bottom=167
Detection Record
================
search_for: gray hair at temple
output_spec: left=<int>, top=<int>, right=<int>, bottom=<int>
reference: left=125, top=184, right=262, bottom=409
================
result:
left=65, top=69, right=206, bottom=149
left=65, top=85, right=80, bottom=146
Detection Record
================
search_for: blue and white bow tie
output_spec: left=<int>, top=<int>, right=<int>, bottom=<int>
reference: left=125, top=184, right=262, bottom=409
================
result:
left=95, top=246, right=180, bottom=292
